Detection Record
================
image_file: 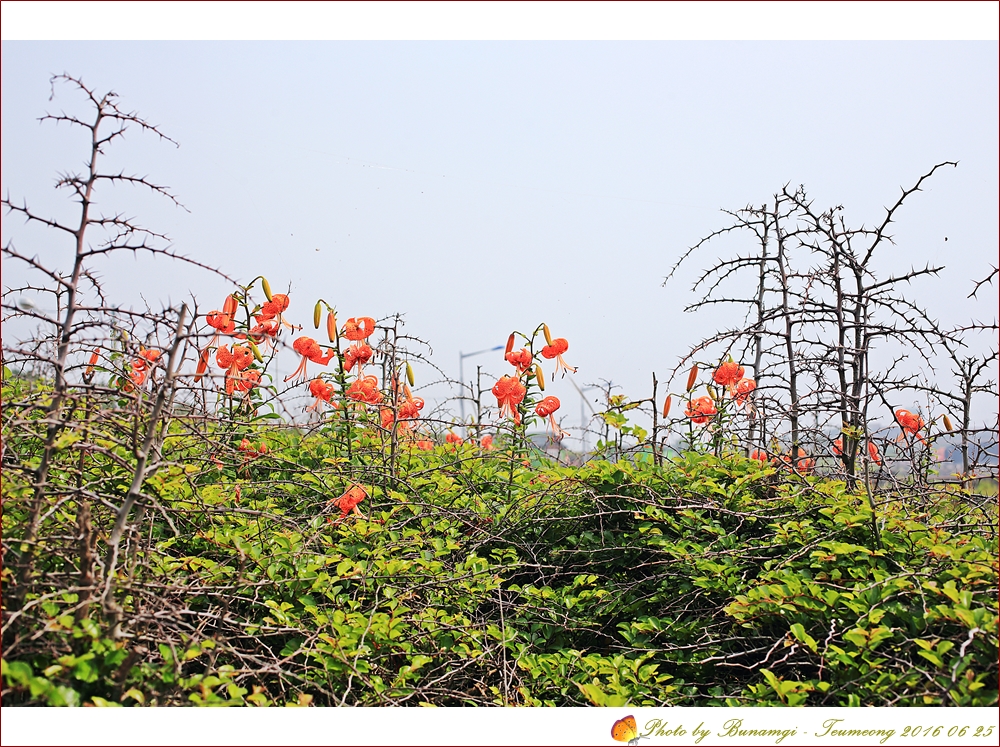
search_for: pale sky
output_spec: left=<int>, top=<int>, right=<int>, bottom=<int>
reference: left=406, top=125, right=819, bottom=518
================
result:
left=2, top=4, right=998, bottom=440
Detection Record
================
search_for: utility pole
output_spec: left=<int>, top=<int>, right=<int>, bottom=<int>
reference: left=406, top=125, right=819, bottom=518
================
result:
left=459, top=345, right=503, bottom=433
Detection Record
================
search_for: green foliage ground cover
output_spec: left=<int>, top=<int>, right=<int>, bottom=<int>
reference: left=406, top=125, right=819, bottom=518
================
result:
left=3, top=376, right=996, bottom=706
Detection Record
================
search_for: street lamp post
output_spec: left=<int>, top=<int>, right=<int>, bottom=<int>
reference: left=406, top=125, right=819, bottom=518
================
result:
left=459, top=345, right=504, bottom=431
left=564, top=375, right=600, bottom=453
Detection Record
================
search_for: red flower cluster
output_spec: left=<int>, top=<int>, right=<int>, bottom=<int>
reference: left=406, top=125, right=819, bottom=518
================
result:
left=714, top=361, right=756, bottom=405
left=217, top=344, right=257, bottom=395
left=197, top=293, right=272, bottom=389
left=682, top=360, right=755, bottom=424
left=493, top=326, right=578, bottom=429
left=779, top=448, right=815, bottom=475
left=832, top=439, right=882, bottom=465
left=238, top=438, right=269, bottom=465
left=127, top=347, right=161, bottom=389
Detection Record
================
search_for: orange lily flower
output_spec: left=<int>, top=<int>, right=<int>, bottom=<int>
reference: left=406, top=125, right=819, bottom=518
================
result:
left=343, top=317, right=376, bottom=341
left=344, top=342, right=374, bottom=373
left=128, top=367, right=147, bottom=388
left=236, top=369, right=261, bottom=395
left=416, top=439, right=434, bottom=451
left=779, top=448, right=814, bottom=475
left=331, top=484, right=366, bottom=519
left=238, top=438, right=268, bottom=463
left=307, top=377, right=336, bottom=412
left=540, top=338, right=576, bottom=377
left=201, top=295, right=238, bottom=353
left=285, top=336, right=336, bottom=383
left=399, top=387, right=425, bottom=421
left=833, top=438, right=882, bottom=466
left=713, top=361, right=745, bottom=388
left=445, top=431, right=463, bottom=446
left=749, top=449, right=769, bottom=463
left=685, top=396, right=717, bottom=424
left=895, top=409, right=927, bottom=445
left=733, top=377, right=756, bottom=405
left=346, top=374, right=383, bottom=405
left=535, top=395, right=568, bottom=439
left=206, top=310, right=236, bottom=335
left=257, top=293, right=297, bottom=332
left=127, top=347, right=161, bottom=388
left=216, top=344, right=253, bottom=395
left=381, top=407, right=397, bottom=430
left=480, top=434, right=494, bottom=450
left=492, top=375, right=527, bottom=424
left=781, top=448, right=816, bottom=475
left=259, top=293, right=288, bottom=317
left=244, top=315, right=280, bottom=347
left=505, top=348, right=533, bottom=374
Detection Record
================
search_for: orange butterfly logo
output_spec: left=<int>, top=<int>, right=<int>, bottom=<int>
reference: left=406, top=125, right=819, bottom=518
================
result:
left=611, top=715, right=646, bottom=746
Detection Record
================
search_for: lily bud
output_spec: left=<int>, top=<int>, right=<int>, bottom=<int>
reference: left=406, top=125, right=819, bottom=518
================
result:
left=248, top=340, right=264, bottom=362
left=686, top=364, right=699, bottom=392
left=406, top=361, right=415, bottom=387
left=84, top=348, right=100, bottom=383
left=326, top=311, right=337, bottom=343
left=535, top=364, right=545, bottom=391
left=543, top=323, right=553, bottom=345
left=706, top=385, right=718, bottom=402
left=505, top=333, right=515, bottom=357
left=313, top=300, right=322, bottom=329
left=261, top=277, right=273, bottom=302
left=662, top=395, right=672, bottom=418
left=194, top=348, right=210, bottom=382
left=942, top=414, right=954, bottom=432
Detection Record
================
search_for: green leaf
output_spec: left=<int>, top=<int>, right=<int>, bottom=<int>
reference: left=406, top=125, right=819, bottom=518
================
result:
left=789, top=623, right=818, bottom=653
